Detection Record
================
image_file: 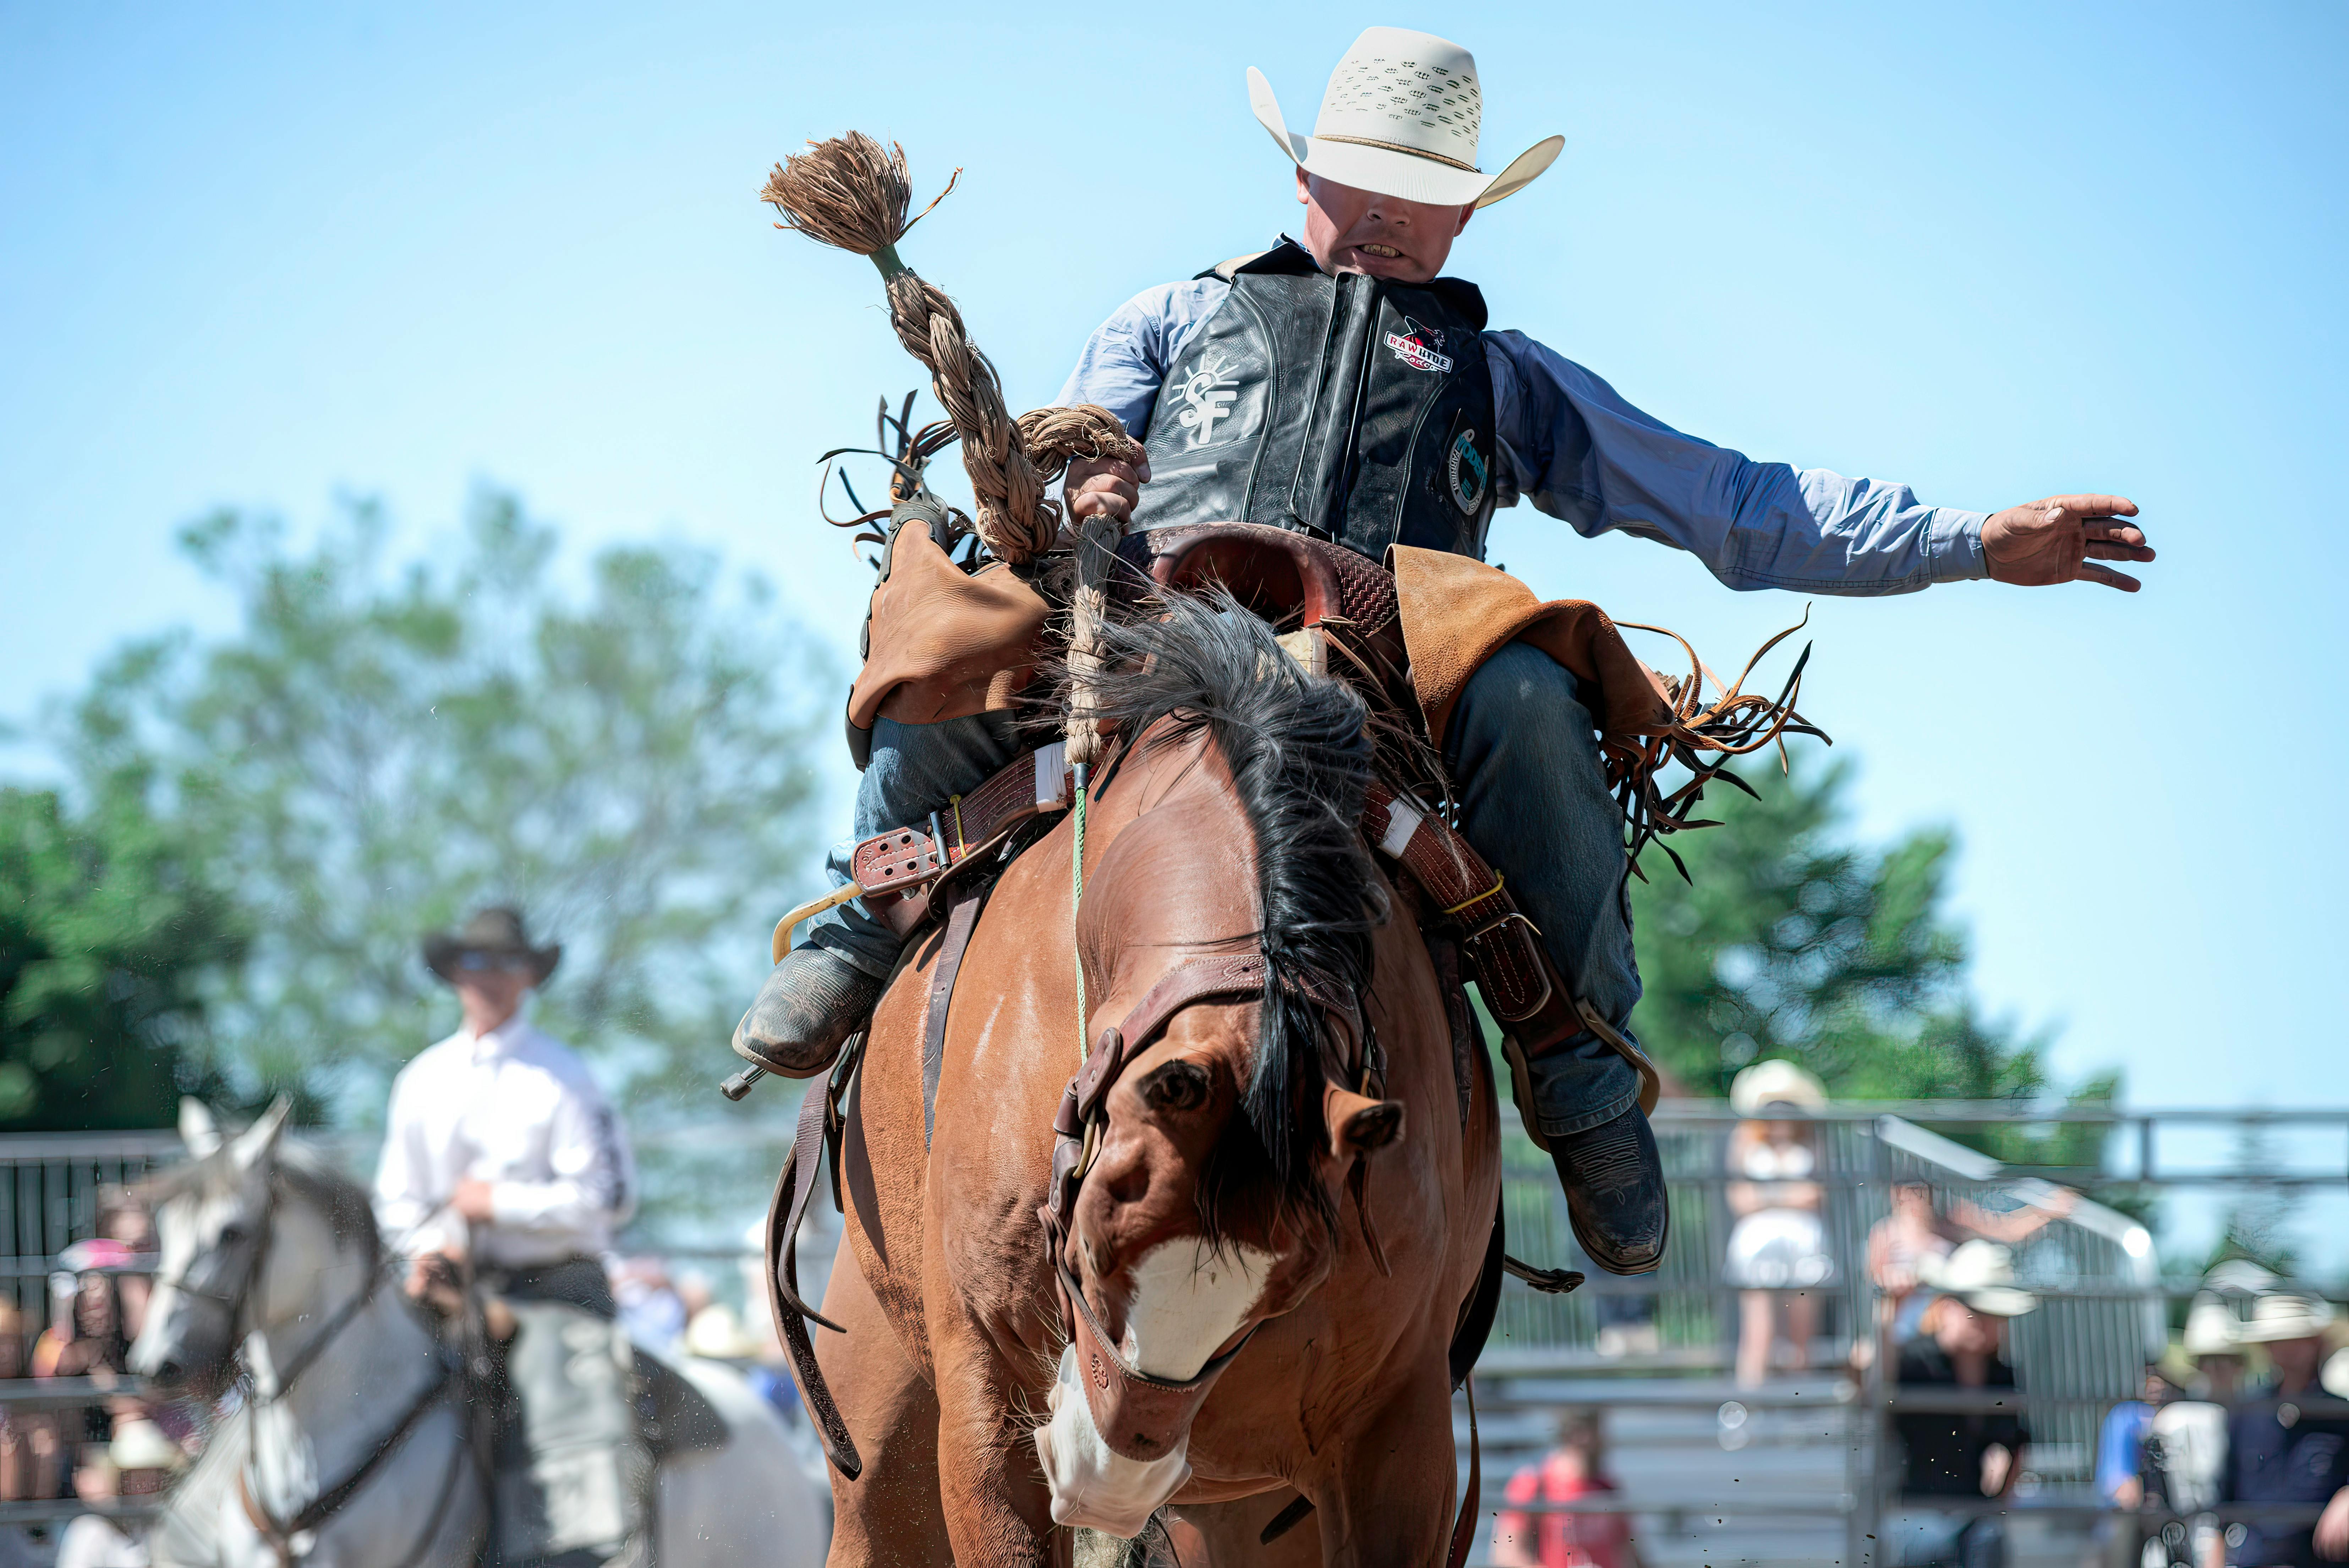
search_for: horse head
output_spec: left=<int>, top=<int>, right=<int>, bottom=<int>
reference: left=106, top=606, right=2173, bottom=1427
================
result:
left=1032, top=593, right=1406, bottom=1533
left=130, top=1098, right=376, bottom=1394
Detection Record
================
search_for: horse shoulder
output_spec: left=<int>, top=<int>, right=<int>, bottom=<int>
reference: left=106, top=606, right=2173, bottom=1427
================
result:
left=838, top=931, right=939, bottom=1380
left=924, top=841, right=1080, bottom=1345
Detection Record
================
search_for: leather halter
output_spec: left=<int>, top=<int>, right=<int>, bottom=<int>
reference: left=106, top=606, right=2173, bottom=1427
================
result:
left=1036, top=950, right=1362, bottom=1464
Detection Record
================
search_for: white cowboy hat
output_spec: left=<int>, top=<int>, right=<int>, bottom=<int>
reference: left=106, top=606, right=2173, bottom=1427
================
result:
left=683, top=1304, right=770, bottom=1363
left=1919, top=1240, right=2039, bottom=1318
left=107, top=1419, right=187, bottom=1475
left=1729, top=1059, right=1828, bottom=1118
left=1247, top=28, right=1563, bottom=210
left=2181, top=1296, right=2241, bottom=1357
left=2233, top=1291, right=2338, bottom=1344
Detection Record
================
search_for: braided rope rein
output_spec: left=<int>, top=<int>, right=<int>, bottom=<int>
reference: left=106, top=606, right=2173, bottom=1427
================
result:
left=762, top=133, right=1141, bottom=1061
left=760, top=133, right=1141, bottom=577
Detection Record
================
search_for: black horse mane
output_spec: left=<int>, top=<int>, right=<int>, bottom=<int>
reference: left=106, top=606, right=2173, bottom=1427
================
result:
left=1079, top=590, right=1385, bottom=1243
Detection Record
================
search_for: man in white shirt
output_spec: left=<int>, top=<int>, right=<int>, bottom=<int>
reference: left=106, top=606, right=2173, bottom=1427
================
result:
left=376, top=907, right=645, bottom=1568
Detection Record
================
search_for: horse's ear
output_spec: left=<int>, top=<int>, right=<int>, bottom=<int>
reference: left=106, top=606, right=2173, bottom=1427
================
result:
left=229, top=1097, right=294, bottom=1172
left=1324, top=1084, right=1405, bottom=1159
left=178, top=1099, right=222, bottom=1158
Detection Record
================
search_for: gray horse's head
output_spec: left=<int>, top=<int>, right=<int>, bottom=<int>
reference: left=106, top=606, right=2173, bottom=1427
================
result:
left=128, top=1099, right=293, bottom=1389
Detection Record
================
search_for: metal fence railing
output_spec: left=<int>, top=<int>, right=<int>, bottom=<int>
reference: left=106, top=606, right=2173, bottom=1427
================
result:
left=2, top=1100, right=2343, bottom=1565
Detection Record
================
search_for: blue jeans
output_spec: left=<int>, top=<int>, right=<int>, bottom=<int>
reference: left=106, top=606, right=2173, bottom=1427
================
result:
left=805, top=641, right=1642, bottom=1137
left=1442, top=642, right=1642, bottom=1137
left=804, top=711, right=1026, bottom=975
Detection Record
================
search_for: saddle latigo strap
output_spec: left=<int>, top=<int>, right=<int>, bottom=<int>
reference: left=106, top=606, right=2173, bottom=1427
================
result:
left=849, top=740, right=1072, bottom=934
left=1360, top=782, right=1550, bottom=1024
left=765, top=1039, right=863, bottom=1479
left=1362, top=782, right=1657, bottom=1114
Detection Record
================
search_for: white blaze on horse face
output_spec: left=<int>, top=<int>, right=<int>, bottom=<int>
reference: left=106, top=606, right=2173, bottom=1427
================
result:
left=1031, top=1240, right=1275, bottom=1535
left=1116, top=1238, right=1274, bottom=1380
left=1034, top=1345, right=1193, bottom=1537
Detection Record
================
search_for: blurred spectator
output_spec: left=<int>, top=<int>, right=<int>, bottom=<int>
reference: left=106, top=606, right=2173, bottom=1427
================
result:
left=681, top=1304, right=806, bottom=1426
left=1492, top=1409, right=1643, bottom=1568
left=1868, top=1178, right=2075, bottom=1353
left=1723, top=1062, right=1833, bottom=1388
left=675, top=1270, right=713, bottom=1325
left=0, top=1299, right=53, bottom=1504
left=1892, top=1242, right=2037, bottom=1568
left=37, top=1249, right=134, bottom=1383
left=93, top=1193, right=157, bottom=1344
left=2211, top=1292, right=2349, bottom=1568
left=2096, top=1364, right=2203, bottom=1568
left=54, top=1420, right=184, bottom=1568
left=610, top=1256, right=687, bottom=1353
left=681, top=1305, right=760, bottom=1364
left=37, top=1258, right=132, bottom=1464
left=2099, top=1364, right=2174, bottom=1509
left=1592, top=1295, right=1660, bottom=1361
left=2181, top=1295, right=2249, bottom=1404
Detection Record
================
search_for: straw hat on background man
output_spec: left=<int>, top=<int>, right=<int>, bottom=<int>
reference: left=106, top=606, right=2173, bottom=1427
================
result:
left=1919, top=1240, right=2039, bottom=1318
left=2233, top=1291, right=2338, bottom=1344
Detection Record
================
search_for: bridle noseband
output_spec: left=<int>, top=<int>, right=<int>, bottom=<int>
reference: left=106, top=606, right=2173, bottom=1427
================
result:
left=1036, top=948, right=1368, bottom=1462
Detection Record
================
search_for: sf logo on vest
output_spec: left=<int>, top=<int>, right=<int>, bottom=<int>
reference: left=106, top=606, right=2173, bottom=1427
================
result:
left=1384, top=316, right=1454, bottom=375
left=1176, top=351, right=1243, bottom=447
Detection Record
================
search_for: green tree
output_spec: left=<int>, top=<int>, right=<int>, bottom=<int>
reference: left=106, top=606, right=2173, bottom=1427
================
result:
left=1627, top=753, right=2115, bottom=1159
left=0, top=784, right=243, bottom=1129
left=62, top=491, right=831, bottom=1124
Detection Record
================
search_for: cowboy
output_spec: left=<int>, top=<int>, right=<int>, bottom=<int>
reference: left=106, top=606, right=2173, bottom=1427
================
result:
left=375, top=907, right=646, bottom=1568
left=737, top=27, right=2156, bottom=1278
left=2214, top=1292, right=2349, bottom=1568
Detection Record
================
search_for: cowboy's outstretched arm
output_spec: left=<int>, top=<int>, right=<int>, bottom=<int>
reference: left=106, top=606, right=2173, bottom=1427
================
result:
left=1486, top=332, right=2153, bottom=594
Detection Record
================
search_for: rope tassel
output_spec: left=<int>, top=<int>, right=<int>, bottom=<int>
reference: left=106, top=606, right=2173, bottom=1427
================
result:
left=760, top=133, right=1141, bottom=568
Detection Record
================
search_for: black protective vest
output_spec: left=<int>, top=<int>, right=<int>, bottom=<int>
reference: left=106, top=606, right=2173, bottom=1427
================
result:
left=1133, top=239, right=1498, bottom=562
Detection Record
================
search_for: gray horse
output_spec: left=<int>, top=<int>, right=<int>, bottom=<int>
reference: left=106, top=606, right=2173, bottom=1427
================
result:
left=128, top=1101, right=826, bottom=1568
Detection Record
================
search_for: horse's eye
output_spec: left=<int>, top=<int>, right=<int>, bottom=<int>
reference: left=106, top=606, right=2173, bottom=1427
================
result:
left=218, top=1224, right=247, bottom=1246
left=1138, top=1061, right=1210, bottom=1114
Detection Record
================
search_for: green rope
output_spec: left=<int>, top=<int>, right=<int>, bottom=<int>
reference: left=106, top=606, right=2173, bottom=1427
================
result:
left=1070, top=762, right=1090, bottom=1063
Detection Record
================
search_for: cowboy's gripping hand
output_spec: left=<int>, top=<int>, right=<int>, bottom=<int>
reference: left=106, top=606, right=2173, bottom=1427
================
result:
left=1064, top=453, right=1152, bottom=526
left=1982, top=494, right=2154, bottom=592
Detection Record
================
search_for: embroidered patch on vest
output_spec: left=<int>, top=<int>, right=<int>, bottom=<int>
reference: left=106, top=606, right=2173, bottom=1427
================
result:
left=1384, top=316, right=1453, bottom=374
left=1447, top=428, right=1489, bottom=514
left=1174, top=351, right=1243, bottom=446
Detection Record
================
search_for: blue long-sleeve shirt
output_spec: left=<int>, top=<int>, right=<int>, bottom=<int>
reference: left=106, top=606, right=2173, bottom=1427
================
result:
left=1055, top=257, right=1988, bottom=596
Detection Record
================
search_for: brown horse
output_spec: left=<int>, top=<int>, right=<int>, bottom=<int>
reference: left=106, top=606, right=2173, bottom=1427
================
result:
left=812, top=592, right=1502, bottom=1565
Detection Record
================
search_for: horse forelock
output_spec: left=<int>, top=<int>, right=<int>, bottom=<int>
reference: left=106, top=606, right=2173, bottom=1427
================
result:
left=1079, top=591, right=1386, bottom=1243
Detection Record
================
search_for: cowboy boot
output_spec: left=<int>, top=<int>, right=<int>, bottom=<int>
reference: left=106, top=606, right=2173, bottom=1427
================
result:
left=1508, top=980, right=1669, bottom=1276
left=1543, top=1095, right=1670, bottom=1276
left=732, top=946, right=884, bottom=1079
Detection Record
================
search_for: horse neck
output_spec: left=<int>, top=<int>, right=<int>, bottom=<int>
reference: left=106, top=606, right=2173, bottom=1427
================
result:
left=1082, top=724, right=1262, bottom=972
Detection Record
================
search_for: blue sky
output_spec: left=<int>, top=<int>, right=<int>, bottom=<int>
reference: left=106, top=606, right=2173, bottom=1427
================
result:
left=4, top=3, right=2344, bottom=1235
